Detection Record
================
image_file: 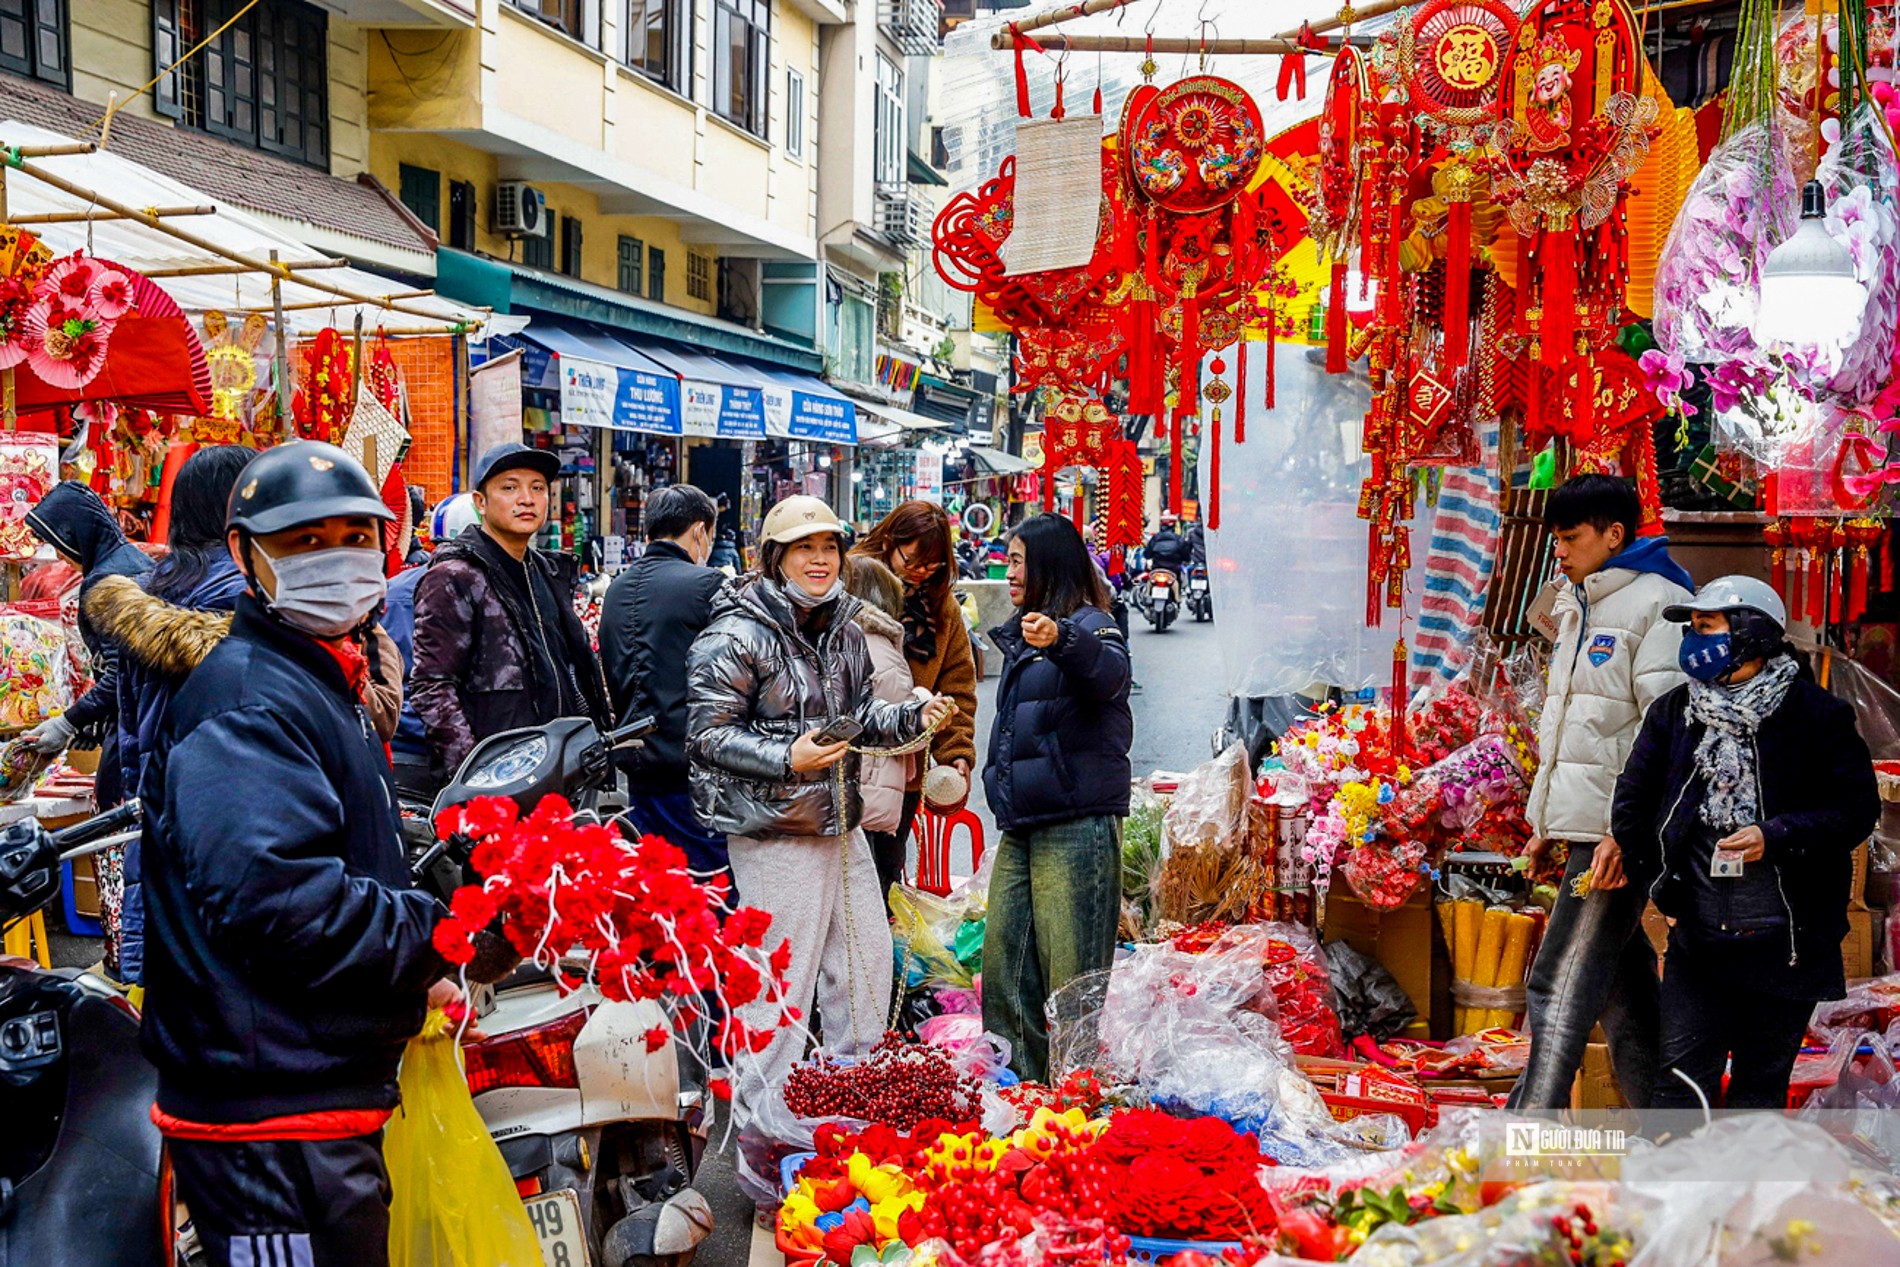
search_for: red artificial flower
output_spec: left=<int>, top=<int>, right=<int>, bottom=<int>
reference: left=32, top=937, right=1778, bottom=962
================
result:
left=643, top=1026, right=670, bottom=1053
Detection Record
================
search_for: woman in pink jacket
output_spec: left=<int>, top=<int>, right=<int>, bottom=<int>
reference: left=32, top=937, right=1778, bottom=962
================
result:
left=845, top=555, right=918, bottom=903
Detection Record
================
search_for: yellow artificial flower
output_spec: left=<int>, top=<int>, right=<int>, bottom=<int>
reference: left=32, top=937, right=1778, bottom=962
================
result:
left=872, top=1190, right=928, bottom=1242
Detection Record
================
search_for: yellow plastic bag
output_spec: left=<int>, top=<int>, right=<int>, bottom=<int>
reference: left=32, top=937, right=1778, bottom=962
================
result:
left=385, top=1010, right=544, bottom=1267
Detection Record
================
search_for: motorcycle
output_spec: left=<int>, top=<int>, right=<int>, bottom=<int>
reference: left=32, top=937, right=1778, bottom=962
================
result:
left=409, top=715, right=714, bottom=1267
left=0, top=800, right=164, bottom=1267
left=1136, top=568, right=1180, bottom=632
left=1185, top=566, right=1213, bottom=623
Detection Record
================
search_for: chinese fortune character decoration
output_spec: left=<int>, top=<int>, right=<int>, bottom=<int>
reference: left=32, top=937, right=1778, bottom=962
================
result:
left=1038, top=395, right=1143, bottom=551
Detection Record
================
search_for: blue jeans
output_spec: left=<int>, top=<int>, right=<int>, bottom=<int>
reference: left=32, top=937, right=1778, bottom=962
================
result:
left=981, top=815, right=1122, bottom=1083
left=623, top=785, right=734, bottom=903
left=1507, top=844, right=1661, bottom=1109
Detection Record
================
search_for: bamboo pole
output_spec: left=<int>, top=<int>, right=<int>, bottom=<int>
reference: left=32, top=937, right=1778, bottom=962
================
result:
left=11, top=204, right=213, bottom=225
left=270, top=249, right=293, bottom=425
left=4, top=142, right=97, bottom=159
left=997, top=35, right=1327, bottom=54
left=142, top=259, right=345, bottom=278
left=1, top=150, right=484, bottom=326
left=991, top=0, right=1411, bottom=49
left=231, top=290, right=434, bottom=315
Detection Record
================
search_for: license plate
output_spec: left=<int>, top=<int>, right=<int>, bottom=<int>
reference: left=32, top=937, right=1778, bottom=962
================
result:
left=523, top=1188, right=588, bottom=1267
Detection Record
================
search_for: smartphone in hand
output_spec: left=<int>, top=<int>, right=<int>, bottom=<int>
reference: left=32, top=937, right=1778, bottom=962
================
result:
left=815, top=716, right=865, bottom=745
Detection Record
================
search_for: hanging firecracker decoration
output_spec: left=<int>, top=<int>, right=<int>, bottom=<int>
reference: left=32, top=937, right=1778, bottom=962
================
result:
left=292, top=328, right=354, bottom=443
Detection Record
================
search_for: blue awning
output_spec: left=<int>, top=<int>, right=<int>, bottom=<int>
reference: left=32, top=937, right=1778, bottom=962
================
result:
left=498, top=322, right=857, bottom=445
left=628, top=339, right=856, bottom=445
left=505, top=325, right=682, bottom=436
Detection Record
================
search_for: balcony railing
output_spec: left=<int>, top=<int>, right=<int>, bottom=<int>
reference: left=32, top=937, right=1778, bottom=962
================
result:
left=874, top=184, right=926, bottom=247
left=879, top=0, right=942, bottom=56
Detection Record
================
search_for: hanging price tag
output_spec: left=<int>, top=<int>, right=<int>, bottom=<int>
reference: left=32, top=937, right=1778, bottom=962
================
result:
left=1527, top=579, right=1564, bottom=643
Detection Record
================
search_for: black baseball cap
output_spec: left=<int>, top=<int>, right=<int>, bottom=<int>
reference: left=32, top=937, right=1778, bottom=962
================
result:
left=473, top=442, right=560, bottom=491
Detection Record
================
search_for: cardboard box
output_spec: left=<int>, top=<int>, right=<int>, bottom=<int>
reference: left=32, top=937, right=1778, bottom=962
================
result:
left=1322, top=887, right=1449, bottom=1039
left=1570, top=1041, right=1625, bottom=1111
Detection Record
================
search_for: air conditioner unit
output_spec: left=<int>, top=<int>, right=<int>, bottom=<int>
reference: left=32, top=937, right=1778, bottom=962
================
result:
left=875, top=186, right=924, bottom=246
left=494, top=181, right=548, bottom=238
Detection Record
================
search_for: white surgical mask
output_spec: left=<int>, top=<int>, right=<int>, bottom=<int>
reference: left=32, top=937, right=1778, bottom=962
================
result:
left=780, top=570, right=843, bottom=608
left=256, top=544, right=387, bottom=637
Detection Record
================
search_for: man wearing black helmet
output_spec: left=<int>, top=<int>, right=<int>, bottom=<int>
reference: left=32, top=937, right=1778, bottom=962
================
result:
left=138, top=442, right=484, bottom=1266
left=410, top=441, right=612, bottom=779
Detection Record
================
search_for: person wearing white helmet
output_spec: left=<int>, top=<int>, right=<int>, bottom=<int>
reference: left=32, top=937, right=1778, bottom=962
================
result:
left=1612, top=575, right=1880, bottom=1109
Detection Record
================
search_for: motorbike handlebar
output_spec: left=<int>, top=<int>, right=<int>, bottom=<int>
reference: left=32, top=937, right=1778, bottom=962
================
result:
left=50, top=799, right=141, bottom=853
left=606, top=716, right=658, bottom=749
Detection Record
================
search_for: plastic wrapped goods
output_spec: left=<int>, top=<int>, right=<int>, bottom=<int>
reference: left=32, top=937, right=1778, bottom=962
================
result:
left=0, top=603, right=71, bottom=734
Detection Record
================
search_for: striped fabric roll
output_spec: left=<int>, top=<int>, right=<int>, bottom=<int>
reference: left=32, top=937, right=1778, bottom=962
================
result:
left=1410, top=420, right=1503, bottom=689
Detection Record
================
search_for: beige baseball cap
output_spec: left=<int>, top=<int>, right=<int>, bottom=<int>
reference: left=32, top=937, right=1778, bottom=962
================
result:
left=760, top=495, right=845, bottom=545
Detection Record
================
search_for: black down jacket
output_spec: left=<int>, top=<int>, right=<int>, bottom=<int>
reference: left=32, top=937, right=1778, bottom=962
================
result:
left=600, top=539, right=724, bottom=787
left=1611, top=666, right=1881, bottom=1000
left=139, top=595, right=446, bottom=1123
left=687, top=575, right=925, bottom=839
left=985, top=606, right=1133, bottom=833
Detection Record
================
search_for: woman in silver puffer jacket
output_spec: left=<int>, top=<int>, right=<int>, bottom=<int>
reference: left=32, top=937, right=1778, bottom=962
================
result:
left=687, top=495, right=952, bottom=1112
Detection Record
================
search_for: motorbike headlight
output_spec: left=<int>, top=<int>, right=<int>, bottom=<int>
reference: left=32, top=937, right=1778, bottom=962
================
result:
left=466, top=734, right=549, bottom=789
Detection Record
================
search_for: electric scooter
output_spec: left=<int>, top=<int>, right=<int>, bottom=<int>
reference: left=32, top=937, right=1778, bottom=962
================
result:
left=410, top=716, right=714, bottom=1267
left=0, top=800, right=160, bottom=1267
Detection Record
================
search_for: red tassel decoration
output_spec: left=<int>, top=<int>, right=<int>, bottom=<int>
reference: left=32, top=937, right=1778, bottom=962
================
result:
left=1884, top=533, right=1895, bottom=591
left=1208, top=407, right=1222, bottom=530
left=1392, top=637, right=1408, bottom=761
left=1235, top=341, right=1248, bottom=444
left=1527, top=364, right=1545, bottom=437
left=1808, top=547, right=1825, bottom=627
left=1053, top=70, right=1065, bottom=120
left=1852, top=550, right=1870, bottom=621
left=1264, top=314, right=1276, bottom=409
left=1178, top=296, right=1200, bottom=415
left=1325, top=261, right=1347, bottom=374
left=1093, top=84, right=1103, bottom=114
left=1443, top=197, right=1472, bottom=372
left=1540, top=228, right=1576, bottom=367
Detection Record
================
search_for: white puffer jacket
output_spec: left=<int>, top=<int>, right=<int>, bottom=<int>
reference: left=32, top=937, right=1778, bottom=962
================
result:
left=855, top=605, right=918, bottom=834
left=1526, top=565, right=1690, bottom=842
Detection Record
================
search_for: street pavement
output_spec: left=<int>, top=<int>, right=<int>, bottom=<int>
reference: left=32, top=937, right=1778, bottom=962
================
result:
left=701, top=605, right=1234, bottom=1265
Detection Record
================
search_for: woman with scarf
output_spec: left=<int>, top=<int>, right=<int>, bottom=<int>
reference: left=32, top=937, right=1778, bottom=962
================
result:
left=687, top=495, right=953, bottom=1113
left=1610, top=576, right=1879, bottom=1109
left=851, top=502, right=978, bottom=897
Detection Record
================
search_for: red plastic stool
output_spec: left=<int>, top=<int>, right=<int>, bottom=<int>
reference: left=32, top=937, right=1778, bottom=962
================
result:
left=911, top=806, right=985, bottom=897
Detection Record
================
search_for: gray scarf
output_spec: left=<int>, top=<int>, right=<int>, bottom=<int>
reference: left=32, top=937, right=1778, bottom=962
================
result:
left=1687, top=653, right=1800, bottom=831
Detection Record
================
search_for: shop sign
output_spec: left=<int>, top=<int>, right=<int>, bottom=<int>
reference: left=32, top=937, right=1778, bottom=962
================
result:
left=561, top=355, right=681, bottom=436
left=683, top=380, right=768, bottom=440
left=763, top=385, right=857, bottom=444
left=913, top=450, right=943, bottom=504
left=1022, top=432, right=1044, bottom=466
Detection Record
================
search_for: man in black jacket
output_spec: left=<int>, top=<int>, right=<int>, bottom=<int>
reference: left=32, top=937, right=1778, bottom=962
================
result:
left=1143, top=513, right=1191, bottom=575
left=410, top=443, right=612, bottom=776
left=23, top=482, right=154, bottom=805
left=140, top=443, right=498, bottom=1266
left=600, top=484, right=730, bottom=881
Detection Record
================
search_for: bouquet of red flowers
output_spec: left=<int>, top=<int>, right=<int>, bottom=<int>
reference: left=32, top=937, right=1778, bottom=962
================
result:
left=430, top=795, right=795, bottom=1060
left=1089, top=1110, right=1279, bottom=1241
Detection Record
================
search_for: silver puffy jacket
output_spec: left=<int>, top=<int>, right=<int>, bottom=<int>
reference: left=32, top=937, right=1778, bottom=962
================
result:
left=687, top=575, right=926, bottom=838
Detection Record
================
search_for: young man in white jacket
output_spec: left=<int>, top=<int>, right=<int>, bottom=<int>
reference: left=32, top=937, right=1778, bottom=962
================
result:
left=1508, top=475, right=1694, bottom=1110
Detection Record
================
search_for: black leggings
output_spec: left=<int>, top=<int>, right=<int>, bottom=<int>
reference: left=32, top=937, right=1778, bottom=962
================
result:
left=1650, top=931, right=1816, bottom=1110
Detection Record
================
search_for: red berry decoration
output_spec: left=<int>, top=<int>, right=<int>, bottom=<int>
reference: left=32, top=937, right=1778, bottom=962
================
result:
left=783, top=1032, right=983, bottom=1131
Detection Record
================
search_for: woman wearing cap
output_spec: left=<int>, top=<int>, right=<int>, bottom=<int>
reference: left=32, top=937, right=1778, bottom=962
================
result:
left=1610, top=575, right=1880, bottom=1109
left=851, top=502, right=979, bottom=894
left=686, top=495, right=953, bottom=1107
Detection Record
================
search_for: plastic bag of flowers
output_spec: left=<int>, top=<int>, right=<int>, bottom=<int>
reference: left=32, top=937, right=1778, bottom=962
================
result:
left=1620, top=1115, right=1900, bottom=1266
left=1299, top=1179, right=1655, bottom=1267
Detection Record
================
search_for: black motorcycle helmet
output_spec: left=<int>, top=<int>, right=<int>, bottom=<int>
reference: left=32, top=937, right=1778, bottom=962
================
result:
left=226, top=441, right=394, bottom=537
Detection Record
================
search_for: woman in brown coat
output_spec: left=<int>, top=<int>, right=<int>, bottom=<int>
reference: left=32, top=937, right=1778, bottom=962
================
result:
left=852, top=501, right=979, bottom=896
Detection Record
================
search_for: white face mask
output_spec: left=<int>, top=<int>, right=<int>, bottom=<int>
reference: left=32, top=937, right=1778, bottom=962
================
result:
left=780, top=570, right=843, bottom=609
left=255, top=544, right=387, bottom=638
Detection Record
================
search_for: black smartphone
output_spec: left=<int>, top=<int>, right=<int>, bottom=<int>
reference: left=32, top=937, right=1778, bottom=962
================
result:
left=815, top=716, right=864, bottom=745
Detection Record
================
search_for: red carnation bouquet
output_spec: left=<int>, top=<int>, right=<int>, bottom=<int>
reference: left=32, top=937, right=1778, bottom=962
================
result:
left=430, top=795, right=796, bottom=1060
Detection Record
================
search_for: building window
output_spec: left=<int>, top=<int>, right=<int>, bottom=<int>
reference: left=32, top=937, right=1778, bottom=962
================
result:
left=712, top=0, right=769, bottom=138
left=521, top=216, right=554, bottom=270
left=448, top=179, right=476, bottom=250
left=398, top=164, right=440, bottom=233
left=507, top=0, right=583, bottom=40
left=153, top=0, right=329, bottom=169
left=617, top=235, right=645, bottom=295
left=874, top=52, right=905, bottom=186
left=648, top=246, right=667, bottom=302
left=0, top=0, right=68, bottom=88
left=560, top=215, right=583, bottom=278
left=836, top=293, right=875, bottom=385
left=785, top=68, right=804, bottom=158
left=626, top=0, right=689, bottom=95
left=687, top=251, right=712, bottom=302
